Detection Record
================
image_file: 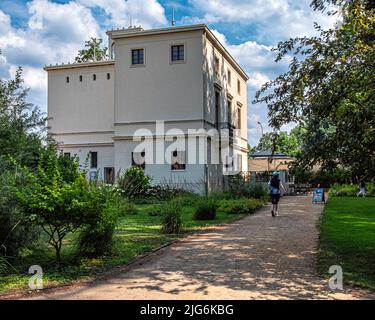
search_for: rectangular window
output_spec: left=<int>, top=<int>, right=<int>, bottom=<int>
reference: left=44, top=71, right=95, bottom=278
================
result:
left=171, top=45, right=184, bottom=62
left=107, top=73, right=110, bottom=80
left=64, top=152, right=71, bottom=158
left=227, top=99, right=232, bottom=125
left=93, top=74, right=96, bottom=81
left=238, top=154, right=243, bottom=172
left=215, top=91, right=220, bottom=125
left=79, top=75, right=83, bottom=82
left=227, top=69, right=232, bottom=86
left=66, top=76, right=69, bottom=83
left=224, top=154, right=234, bottom=169
left=237, top=79, right=241, bottom=95
left=90, top=151, right=98, bottom=169
left=104, top=167, right=115, bottom=184
left=171, top=151, right=186, bottom=171
left=132, top=151, right=145, bottom=170
left=237, top=107, right=241, bottom=129
left=214, top=56, right=220, bottom=76
left=132, top=49, right=144, bottom=65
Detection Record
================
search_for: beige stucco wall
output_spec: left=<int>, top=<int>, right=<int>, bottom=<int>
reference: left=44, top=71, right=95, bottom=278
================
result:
left=48, top=64, right=114, bottom=138
left=60, top=145, right=114, bottom=171
left=202, top=33, right=248, bottom=172
left=202, top=34, right=247, bottom=136
left=113, top=30, right=204, bottom=124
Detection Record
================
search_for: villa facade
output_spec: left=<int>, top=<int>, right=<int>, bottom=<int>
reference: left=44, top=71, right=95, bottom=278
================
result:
left=45, top=24, right=249, bottom=194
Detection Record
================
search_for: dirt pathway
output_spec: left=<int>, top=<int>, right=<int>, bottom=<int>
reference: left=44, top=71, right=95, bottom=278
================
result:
left=24, top=196, right=375, bottom=300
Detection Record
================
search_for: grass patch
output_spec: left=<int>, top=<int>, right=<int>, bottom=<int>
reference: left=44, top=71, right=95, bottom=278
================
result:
left=317, top=197, right=375, bottom=289
left=0, top=203, right=251, bottom=295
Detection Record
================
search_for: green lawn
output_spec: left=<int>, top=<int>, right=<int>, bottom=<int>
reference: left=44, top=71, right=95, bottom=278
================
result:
left=318, top=197, right=375, bottom=289
left=0, top=204, right=249, bottom=295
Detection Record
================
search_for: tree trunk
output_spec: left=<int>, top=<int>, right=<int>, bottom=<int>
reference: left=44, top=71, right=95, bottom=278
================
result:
left=55, top=243, right=62, bottom=270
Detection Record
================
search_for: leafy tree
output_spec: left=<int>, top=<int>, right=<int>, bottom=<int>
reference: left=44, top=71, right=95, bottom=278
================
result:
left=247, top=144, right=256, bottom=158
left=0, top=50, right=46, bottom=167
left=17, top=146, right=101, bottom=267
left=0, top=157, right=39, bottom=262
left=254, top=0, right=375, bottom=178
left=254, top=129, right=302, bottom=157
left=75, top=38, right=108, bottom=63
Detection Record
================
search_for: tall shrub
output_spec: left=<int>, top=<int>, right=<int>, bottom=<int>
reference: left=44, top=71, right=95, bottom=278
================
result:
left=160, top=200, right=182, bottom=234
left=77, top=184, right=121, bottom=257
left=228, top=174, right=268, bottom=199
left=194, top=197, right=217, bottom=220
left=117, top=166, right=151, bottom=200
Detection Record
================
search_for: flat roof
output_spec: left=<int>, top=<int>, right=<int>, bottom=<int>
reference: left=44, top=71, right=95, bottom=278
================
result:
left=106, top=24, right=207, bottom=38
left=44, top=60, right=114, bottom=71
left=250, top=150, right=293, bottom=158
left=44, top=24, right=248, bottom=80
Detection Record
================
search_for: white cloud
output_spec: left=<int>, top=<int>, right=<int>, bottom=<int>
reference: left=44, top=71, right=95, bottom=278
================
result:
left=0, top=0, right=102, bottom=113
left=190, top=0, right=288, bottom=23
left=248, top=72, right=270, bottom=89
left=77, top=0, right=167, bottom=28
left=187, top=0, right=337, bottom=42
left=0, top=0, right=168, bottom=115
left=11, top=65, right=47, bottom=92
left=0, top=1, right=101, bottom=66
left=0, top=9, right=11, bottom=32
left=25, top=0, right=100, bottom=43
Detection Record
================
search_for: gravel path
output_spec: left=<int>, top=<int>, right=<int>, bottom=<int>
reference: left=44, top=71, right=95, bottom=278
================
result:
left=25, top=196, right=375, bottom=300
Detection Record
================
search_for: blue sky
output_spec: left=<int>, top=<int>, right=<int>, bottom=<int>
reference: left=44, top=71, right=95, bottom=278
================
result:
left=0, top=0, right=337, bottom=145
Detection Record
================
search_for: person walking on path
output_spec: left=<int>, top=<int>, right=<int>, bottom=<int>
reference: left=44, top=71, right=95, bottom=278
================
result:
left=357, top=178, right=366, bottom=197
left=269, top=171, right=284, bottom=217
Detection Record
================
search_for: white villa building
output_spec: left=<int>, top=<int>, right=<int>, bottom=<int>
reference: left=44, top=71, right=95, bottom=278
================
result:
left=45, top=24, right=249, bottom=194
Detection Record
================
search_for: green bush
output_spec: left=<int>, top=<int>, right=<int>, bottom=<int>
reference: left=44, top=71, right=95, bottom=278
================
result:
left=117, top=166, right=151, bottom=200
left=245, top=182, right=268, bottom=199
left=292, top=167, right=354, bottom=188
left=145, top=185, right=195, bottom=202
left=160, top=200, right=182, bottom=234
left=194, top=198, right=217, bottom=220
left=218, top=198, right=263, bottom=215
left=17, top=146, right=121, bottom=265
left=329, top=183, right=375, bottom=197
left=0, top=158, right=39, bottom=260
left=209, top=191, right=234, bottom=201
left=173, top=194, right=200, bottom=207
left=77, top=184, right=121, bottom=257
left=228, top=175, right=268, bottom=199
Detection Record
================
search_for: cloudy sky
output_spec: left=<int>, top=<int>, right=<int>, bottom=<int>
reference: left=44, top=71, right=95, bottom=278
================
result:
left=0, top=0, right=337, bottom=145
